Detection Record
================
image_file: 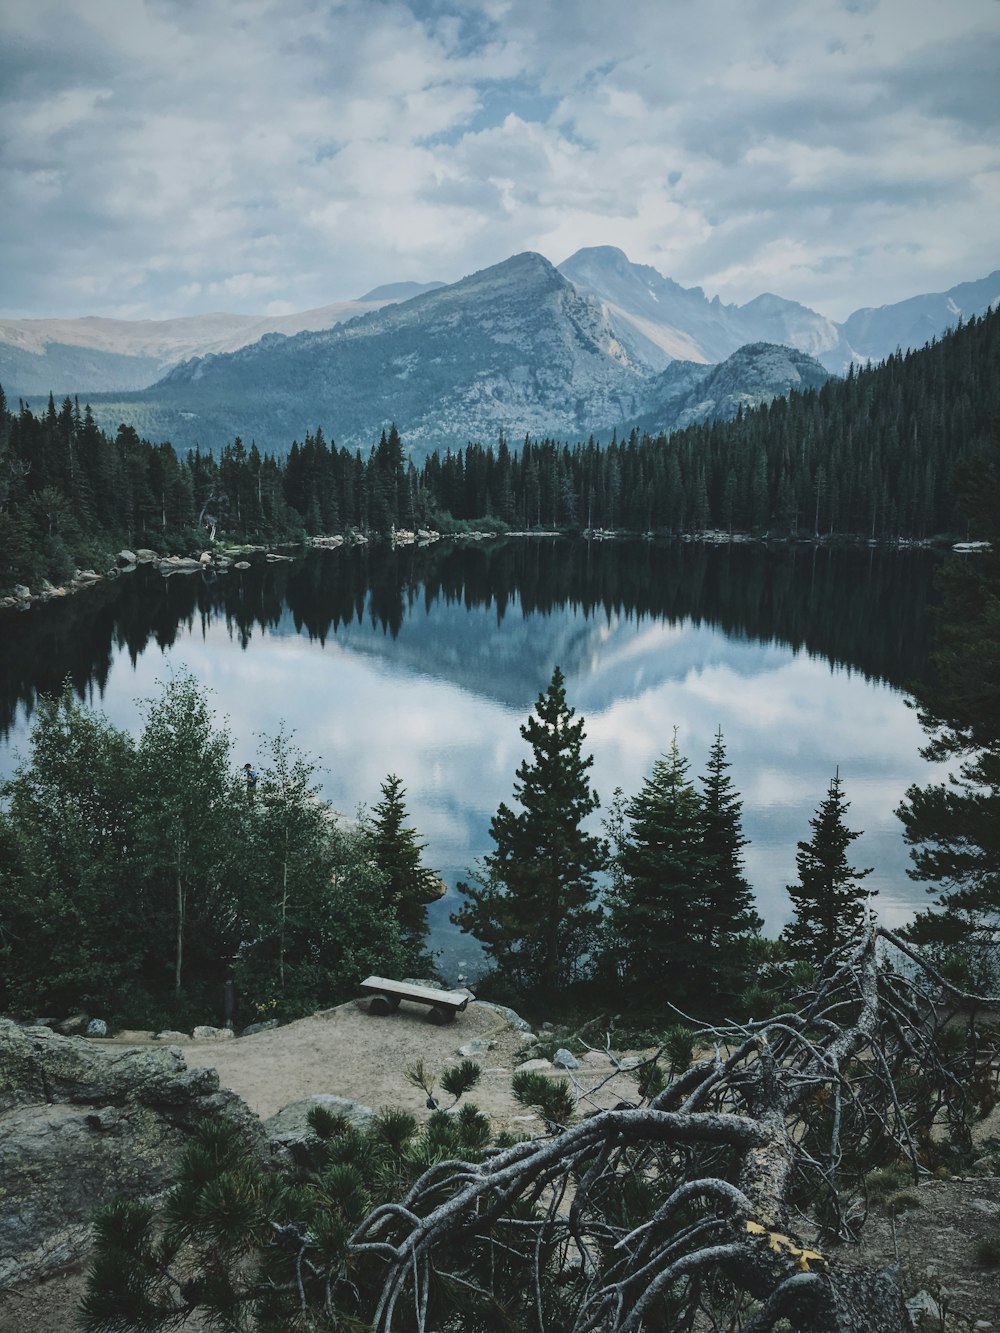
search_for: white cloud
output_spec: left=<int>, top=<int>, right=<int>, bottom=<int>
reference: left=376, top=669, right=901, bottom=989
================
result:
left=1, top=0, right=997, bottom=319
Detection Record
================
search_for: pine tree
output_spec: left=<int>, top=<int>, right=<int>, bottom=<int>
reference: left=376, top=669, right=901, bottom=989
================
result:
left=453, top=666, right=604, bottom=992
left=783, top=770, right=872, bottom=966
left=602, top=731, right=711, bottom=1002
left=699, top=728, right=762, bottom=997
left=897, top=433, right=1000, bottom=985
left=367, top=773, right=441, bottom=951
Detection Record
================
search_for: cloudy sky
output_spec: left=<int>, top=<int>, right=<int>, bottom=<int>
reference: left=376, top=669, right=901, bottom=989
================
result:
left=2, top=0, right=998, bottom=323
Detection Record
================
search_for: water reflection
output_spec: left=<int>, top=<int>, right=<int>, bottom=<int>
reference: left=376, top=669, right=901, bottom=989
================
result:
left=0, top=539, right=943, bottom=978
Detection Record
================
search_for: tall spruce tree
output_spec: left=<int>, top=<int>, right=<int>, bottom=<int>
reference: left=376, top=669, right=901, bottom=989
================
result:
left=602, top=731, right=711, bottom=1002
left=699, top=728, right=762, bottom=996
left=783, top=770, right=872, bottom=966
left=453, top=666, right=604, bottom=992
left=367, top=773, right=441, bottom=952
left=897, top=433, right=1000, bottom=984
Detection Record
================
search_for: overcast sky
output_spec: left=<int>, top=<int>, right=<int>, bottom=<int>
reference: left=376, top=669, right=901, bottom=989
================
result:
left=2, top=0, right=998, bottom=323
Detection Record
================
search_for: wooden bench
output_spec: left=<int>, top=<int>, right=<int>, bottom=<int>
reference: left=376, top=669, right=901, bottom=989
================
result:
left=359, top=975, right=473, bottom=1025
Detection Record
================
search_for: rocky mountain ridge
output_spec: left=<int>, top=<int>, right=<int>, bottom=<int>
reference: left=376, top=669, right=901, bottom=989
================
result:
left=3, top=249, right=995, bottom=403
left=85, top=252, right=658, bottom=455
left=5, top=249, right=996, bottom=459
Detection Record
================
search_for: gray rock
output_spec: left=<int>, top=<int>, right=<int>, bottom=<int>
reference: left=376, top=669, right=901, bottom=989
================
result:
left=134, top=548, right=159, bottom=562
left=471, top=1000, right=533, bottom=1032
left=12, top=584, right=30, bottom=600
left=158, top=555, right=202, bottom=573
left=553, top=1048, right=580, bottom=1070
left=191, top=1025, right=233, bottom=1041
left=85, top=1019, right=107, bottom=1038
left=457, top=1039, right=496, bottom=1058
left=154, top=1030, right=189, bottom=1043
left=516, top=1058, right=553, bottom=1072
left=0, top=1018, right=262, bottom=1287
left=234, top=560, right=251, bottom=569
left=264, top=1094, right=374, bottom=1152
left=55, top=1014, right=90, bottom=1036
left=240, top=1019, right=279, bottom=1037
left=117, top=550, right=138, bottom=565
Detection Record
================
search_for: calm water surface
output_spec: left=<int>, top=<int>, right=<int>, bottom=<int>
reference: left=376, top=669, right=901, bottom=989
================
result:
left=0, top=539, right=946, bottom=981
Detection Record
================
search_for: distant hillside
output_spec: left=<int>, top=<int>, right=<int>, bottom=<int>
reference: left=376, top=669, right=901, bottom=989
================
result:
left=0, top=293, right=431, bottom=396
left=558, top=246, right=849, bottom=371
left=74, top=254, right=837, bottom=458
left=557, top=246, right=999, bottom=375
left=842, top=269, right=1000, bottom=362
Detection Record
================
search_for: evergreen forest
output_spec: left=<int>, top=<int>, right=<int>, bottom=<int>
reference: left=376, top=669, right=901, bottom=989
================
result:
left=2, top=307, right=998, bottom=593
left=2, top=348, right=1000, bottom=1327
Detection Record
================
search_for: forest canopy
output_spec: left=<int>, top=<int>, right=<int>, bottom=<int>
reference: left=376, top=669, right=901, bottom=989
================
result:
left=2, top=306, right=998, bottom=591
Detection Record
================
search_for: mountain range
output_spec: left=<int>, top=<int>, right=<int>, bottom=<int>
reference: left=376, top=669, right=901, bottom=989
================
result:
left=2, top=248, right=996, bottom=457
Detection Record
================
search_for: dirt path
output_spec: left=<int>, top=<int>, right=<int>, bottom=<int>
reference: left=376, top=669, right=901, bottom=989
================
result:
left=0, top=1000, right=643, bottom=1332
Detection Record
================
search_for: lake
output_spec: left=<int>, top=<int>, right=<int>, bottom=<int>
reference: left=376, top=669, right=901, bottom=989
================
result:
left=0, top=537, right=946, bottom=982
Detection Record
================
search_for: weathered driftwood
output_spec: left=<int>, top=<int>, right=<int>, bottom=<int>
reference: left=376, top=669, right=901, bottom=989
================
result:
left=352, top=921, right=996, bottom=1332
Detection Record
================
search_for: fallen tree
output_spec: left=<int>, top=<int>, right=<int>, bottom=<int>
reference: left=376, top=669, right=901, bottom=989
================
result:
left=80, top=920, right=999, bottom=1331
left=353, top=922, right=996, bottom=1332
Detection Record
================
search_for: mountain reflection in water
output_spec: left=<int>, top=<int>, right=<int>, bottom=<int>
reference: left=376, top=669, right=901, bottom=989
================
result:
left=0, top=538, right=943, bottom=980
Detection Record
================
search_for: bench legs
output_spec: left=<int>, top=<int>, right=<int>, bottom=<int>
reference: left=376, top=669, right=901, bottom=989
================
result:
left=367, top=994, right=455, bottom=1023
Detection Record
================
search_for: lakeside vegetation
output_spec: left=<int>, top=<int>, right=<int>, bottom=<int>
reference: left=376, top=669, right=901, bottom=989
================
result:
left=2, top=315, right=999, bottom=1329
left=2, top=307, right=998, bottom=594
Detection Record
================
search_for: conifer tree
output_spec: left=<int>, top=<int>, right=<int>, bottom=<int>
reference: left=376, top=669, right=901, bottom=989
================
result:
left=602, top=731, right=711, bottom=1001
left=783, top=770, right=872, bottom=966
left=699, top=728, right=762, bottom=995
left=453, top=666, right=604, bottom=992
left=367, top=773, right=441, bottom=950
left=897, top=433, right=1000, bottom=984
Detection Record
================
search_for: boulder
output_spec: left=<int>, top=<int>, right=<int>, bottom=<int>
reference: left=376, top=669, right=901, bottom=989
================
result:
left=154, top=1030, right=189, bottom=1043
left=158, top=555, right=202, bottom=574
left=134, top=548, right=159, bottom=562
left=471, top=1000, right=533, bottom=1033
left=85, top=1019, right=107, bottom=1038
left=264, top=1094, right=373, bottom=1165
left=191, top=1025, right=233, bottom=1041
left=117, top=550, right=138, bottom=565
left=0, top=1019, right=262, bottom=1287
left=240, top=1019, right=279, bottom=1037
left=553, top=1048, right=580, bottom=1070
left=516, top=1058, right=553, bottom=1072
left=457, top=1039, right=496, bottom=1058
left=12, top=584, right=30, bottom=600
left=234, top=560, right=251, bottom=570
left=54, top=1014, right=89, bottom=1036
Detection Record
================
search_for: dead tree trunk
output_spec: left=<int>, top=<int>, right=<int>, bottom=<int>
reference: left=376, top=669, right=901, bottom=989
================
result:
left=352, top=921, right=994, bottom=1332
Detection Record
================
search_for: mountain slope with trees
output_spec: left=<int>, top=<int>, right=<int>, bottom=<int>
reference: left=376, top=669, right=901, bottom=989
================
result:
left=1, top=307, right=997, bottom=597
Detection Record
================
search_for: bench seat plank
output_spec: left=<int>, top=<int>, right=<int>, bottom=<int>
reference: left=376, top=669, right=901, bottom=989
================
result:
left=360, top=975, right=472, bottom=1011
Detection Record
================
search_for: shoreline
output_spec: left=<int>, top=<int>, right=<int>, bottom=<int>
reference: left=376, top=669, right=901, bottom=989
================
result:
left=0, top=526, right=956, bottom=616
